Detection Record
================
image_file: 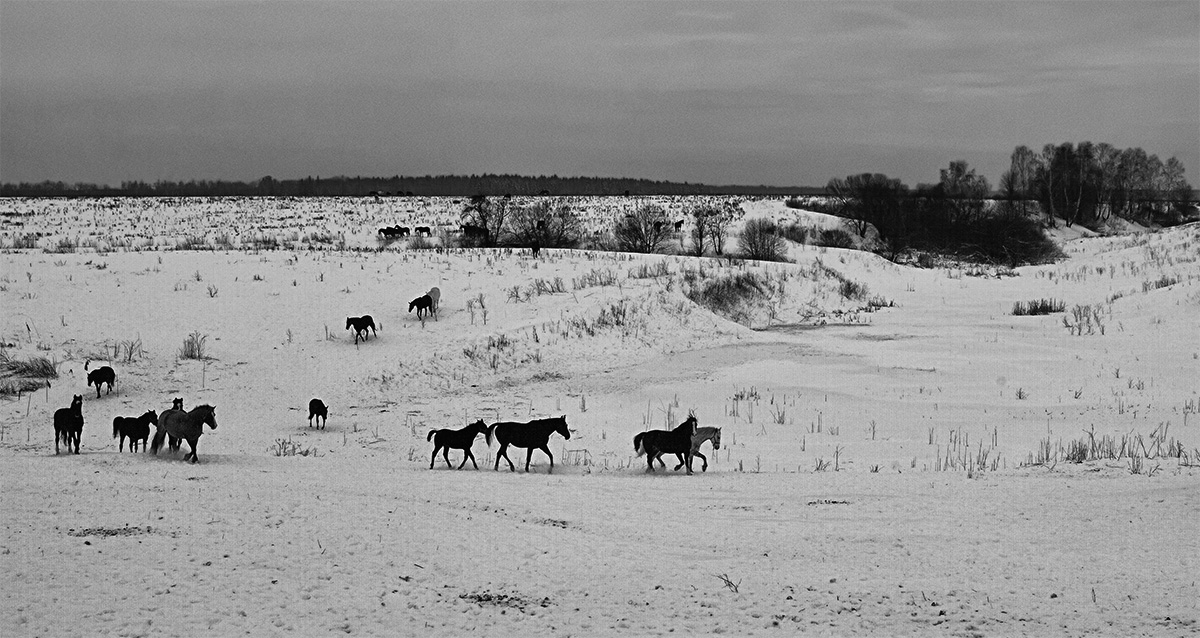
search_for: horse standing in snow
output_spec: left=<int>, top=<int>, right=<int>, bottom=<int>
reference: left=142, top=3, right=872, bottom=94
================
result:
left=308, top=398, right=327, bottom=429
left=53, top=394, right=84, bottom=454
left=428, top=419, right=490, bottom=469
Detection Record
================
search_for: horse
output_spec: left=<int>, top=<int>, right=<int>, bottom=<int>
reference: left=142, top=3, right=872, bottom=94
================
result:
left=408, top=295, right=435, bottom=320
left=654, top=426, right=721, bottom=472
left=530, top=241, right=541, bottom=258
left=428, top=419, right=491, bottom=469
left=162, top=397, right=185, bottom=451
left=426, top=286, right=441, bottom=313
left=379, top=226, right=402, bottom=239
left=87, top=365, right=116, bottom=398
left=150, top=405, right=218, bottom=463
left=415, top=226, right=431, bottom=236
left=488, top=416, right=571, bottom=473
left=308, top=398, right=327, bottom=429
left=346, top=315, right=377, bottom=344
left=113, top=410, right=157, bottom=452
left=634, top=414, right=699, bottom=475
left=53, top=394, right=84, bottom=454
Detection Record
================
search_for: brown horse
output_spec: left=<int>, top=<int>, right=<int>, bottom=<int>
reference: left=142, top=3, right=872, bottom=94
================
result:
left=151, top=405, right=218, bottom=463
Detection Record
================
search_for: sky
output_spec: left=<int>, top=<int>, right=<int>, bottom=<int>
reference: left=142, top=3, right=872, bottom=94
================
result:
left=1, top=0, right=1197, bottom=188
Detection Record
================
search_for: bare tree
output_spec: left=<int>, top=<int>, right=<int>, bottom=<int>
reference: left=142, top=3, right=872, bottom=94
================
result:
left=738, top=218, right=788, bottom=262
left=460, top=195, right=511, bottom=247
left=509, top=198, right=583, bottom=248
left=613, top=204, right=672, bottom=253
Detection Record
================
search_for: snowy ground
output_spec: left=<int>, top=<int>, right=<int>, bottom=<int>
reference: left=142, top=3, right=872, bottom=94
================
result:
left=1, top=199, right=1198, bottom=636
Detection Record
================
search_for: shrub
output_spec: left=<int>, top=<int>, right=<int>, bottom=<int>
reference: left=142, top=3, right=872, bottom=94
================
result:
left=816, top=228, right=855, bottom=249
left=684, top=270, right=771, bottom=319
left=737, top=219, right=788, bottom=262
left=1012, top=298, right=1065, bottom=315
left=179, top=331, right=209, bottom=360
left=777, top=223, right=808, bottom=244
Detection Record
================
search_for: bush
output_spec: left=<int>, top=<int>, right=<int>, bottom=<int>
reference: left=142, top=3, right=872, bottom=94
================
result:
left=777, top=223, right=808, bottom=244
left=179, top=331, right=209, bottom=360
left=1012, top=298, right=1065, bottom=315
left=737, top=219, right=788, bottom=262
left=816, top=228, right=855, bottom=249
left=684, top=270, right=771, bottom=319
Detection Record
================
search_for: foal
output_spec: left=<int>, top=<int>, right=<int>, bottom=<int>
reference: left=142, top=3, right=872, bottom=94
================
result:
left=427, top=419, right=491, bottom=469
left=408, top=295, right=435, bottom=320
left=346, top=315, right=377, bottom=344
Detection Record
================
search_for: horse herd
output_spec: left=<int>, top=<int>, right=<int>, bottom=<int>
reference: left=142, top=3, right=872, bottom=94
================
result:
left=53, top=392, right=218, bottom=463
left=54, top=365, right=719, bottom=475
left=345, top=287, right=440, bottom=344
left=425, top=412, right=722, bottom=475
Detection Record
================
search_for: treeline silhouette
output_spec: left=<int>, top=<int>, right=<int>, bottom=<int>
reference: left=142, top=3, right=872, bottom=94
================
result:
left=0, top=174, right=822, bottom=198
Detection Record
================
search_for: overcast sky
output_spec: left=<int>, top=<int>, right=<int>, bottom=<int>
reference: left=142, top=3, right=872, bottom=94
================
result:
left=1, top=1, right=1196, bottom=188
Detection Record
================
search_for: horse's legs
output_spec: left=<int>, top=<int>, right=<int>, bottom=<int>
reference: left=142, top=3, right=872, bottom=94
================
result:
left=457, top=449, right=472, bottom=470
left=693, top=451, right=708, bottom=472
left=684, top=451, right=694, bottom=475
left=646, top=448, right=657, bottom=472
left=496, top=443, right=515, bottom=471
left=524, top=447, right=536, bottom=472
left=187, top=438, right=199, bottom=463
left=443, top=447, right=453, bottom=469
left=430, top=445, right=440, bottom=469
left=72, top=431, right=80, bottom=454
left=541, top=446, right=554, bottom=473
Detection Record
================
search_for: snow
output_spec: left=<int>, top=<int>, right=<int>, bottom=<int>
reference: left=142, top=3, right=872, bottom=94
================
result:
left=1, top=198, right=1198, bottom=636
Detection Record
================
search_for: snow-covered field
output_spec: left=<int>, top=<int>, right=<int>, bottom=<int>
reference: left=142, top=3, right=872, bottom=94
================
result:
left=1, top=198, right=1197, bottom=636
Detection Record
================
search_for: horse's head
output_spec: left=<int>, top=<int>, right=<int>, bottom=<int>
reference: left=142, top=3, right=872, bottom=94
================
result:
left=345, top=317, right=354, bottom=329
left=711, top=428, right=722, bottom=450
left=147, top=410, right=159, bottom=424
left=71, top=395, right=83, bottom=410
left=407, top=300, right=416, bottom=312
left=201, top=405, right=218, bottom=430
left=556, top=415, right=571, bottom=440
left=172, top=397, right=184, bottom=410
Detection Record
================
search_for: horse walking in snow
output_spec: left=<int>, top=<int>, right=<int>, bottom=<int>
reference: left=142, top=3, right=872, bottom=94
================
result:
left=428, top=419, right=490, bottom=469
left=634, top=413, right=699, bottom=475
left=488, top=416, right=571, bottom=473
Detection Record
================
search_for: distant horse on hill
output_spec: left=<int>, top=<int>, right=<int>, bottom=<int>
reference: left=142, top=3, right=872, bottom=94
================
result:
left=151, top=404, right=218, bottom=463
left=86, top=364, right=116, bottom=398
left=634, top=414, right=698, bottom=474
left=113, top=410, right=157, bottom=452
left=488, top=416, right=571, bottom=473
left=428, top=419, right=490, bottom=469
left=654, top=426, right=720, bottom=472
left=53, top=394, right=84, bottom=455
left=308, top=398, right=327, bottom=429
left=346, top=315, right=377, bottom=344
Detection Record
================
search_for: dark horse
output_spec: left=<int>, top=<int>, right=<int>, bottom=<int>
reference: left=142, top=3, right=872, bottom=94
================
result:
left=53, top=394, right=84, bottom=454
left=634, top=414, right=699, bottom=475
left=151, top=405, right=218, bottom=463
left=308, top=398, right=327, bottom=429
left=654, top=426, right=721, bottom=472
left=87, top=365, right=116, bottom=398
left=346, top=315, right=377, bottom=344
left=113, top=409, right=157, bottom=452
left=408, top=295, right=435, bottom=320
left=428, top=419, right=491, bottom=470
left=488, top=416, right=571, bottom=473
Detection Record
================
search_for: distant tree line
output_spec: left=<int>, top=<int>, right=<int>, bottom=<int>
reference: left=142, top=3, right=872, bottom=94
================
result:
left=0, top=174, right=819, bottom=198
left=814, top=142, right=1195, bottom=266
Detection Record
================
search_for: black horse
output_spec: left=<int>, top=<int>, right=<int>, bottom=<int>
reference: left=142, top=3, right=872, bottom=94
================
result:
left=308, top=398, right=327, bottom=429
left=346, top=315, right=377, bottom=344
left=428, top=419, right=491, bottom=470
left=53, top=394, right=84, bottom=454
left=634, top=414, right=699, bottom=475
left=488, top=416, right=571, bottom=473
left=113, top=410, right=157, bottom=452
left=408, top=295, right=435, bottom=320
left=87, top=365, right=116, bottom=398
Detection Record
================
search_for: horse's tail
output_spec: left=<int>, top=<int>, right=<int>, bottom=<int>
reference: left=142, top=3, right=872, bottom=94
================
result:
left=113, top=417, right=120, bottom=439
left=427, top=430, right=437, bottom=442
left=150, top=426, right=166, bottom=455
left=634, top=432, right=646, bottom=456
